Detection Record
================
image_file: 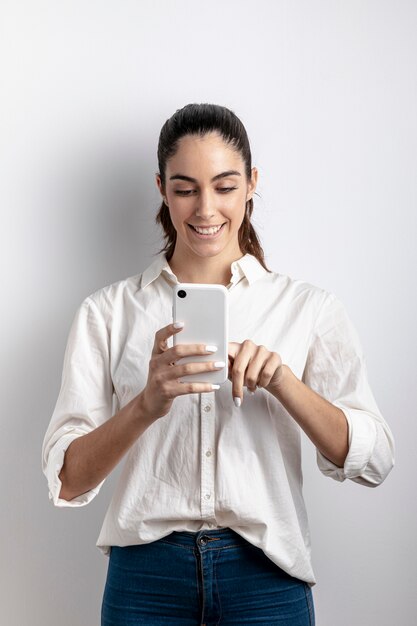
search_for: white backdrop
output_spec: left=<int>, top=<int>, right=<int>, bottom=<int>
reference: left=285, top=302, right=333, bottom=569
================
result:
left=1, top=1, right=416, bottom=624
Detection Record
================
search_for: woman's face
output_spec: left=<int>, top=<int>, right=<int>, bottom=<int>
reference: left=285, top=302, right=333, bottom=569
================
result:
left=156, top=132, right=258, bottom=261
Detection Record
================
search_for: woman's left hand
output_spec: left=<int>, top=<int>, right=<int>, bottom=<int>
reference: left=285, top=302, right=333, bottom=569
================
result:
left=227, top=341, right=283, bottom=406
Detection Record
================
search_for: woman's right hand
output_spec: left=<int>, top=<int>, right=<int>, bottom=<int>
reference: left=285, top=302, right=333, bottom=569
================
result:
left=139, top=322, right=223, bottom=421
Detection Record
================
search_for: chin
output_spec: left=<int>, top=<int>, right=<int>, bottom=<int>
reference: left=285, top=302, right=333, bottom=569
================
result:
left=189, top=245, right=225, bottom=258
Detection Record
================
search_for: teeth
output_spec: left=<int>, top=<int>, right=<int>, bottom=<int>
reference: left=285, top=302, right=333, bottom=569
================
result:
left=192, top=224, right=223, bottom=235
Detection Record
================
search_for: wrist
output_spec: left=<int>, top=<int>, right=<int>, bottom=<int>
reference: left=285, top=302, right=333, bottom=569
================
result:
left=132, top=391, right=155, bottom=426
left=268, top=364, right=292, bottom=400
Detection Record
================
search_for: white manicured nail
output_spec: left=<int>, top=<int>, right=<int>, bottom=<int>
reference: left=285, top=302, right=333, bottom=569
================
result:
left=214, top=361, right=226, bottom=368
left=211, top=384, right=220, bottom=390
left=234, top=397, right=241, bottom=408
left=205, top=345, right=218, bottom=353
left=174, top=322, right=184, bottom=328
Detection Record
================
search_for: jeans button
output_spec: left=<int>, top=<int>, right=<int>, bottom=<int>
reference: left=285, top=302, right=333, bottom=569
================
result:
left=199, top=536, right=208, bottom=546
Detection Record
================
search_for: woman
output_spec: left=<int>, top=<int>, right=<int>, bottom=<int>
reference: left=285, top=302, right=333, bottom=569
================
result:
left=42, top=103, right=395, bottom=625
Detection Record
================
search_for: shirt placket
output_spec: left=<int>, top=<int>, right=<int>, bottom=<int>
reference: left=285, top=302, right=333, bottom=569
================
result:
left=199, top=391, right=216, bottom=522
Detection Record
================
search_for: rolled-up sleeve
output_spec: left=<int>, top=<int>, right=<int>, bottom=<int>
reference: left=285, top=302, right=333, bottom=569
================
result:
left=302, top=292, right=395, bottom=487
left=41, top=295, right=114, bottom=506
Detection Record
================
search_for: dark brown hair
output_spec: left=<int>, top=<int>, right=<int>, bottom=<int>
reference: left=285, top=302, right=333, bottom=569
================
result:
left=155, top=103, right=271, bottom=272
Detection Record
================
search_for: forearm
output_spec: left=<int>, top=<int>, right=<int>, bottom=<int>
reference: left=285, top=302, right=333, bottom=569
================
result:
left=58, top=393, right=155, bottom=501
left=271, top=365, right=349, bottom=467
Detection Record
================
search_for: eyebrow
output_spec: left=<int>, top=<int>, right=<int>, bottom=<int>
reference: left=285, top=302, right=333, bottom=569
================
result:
left=169, top=170, right=242, bottom=183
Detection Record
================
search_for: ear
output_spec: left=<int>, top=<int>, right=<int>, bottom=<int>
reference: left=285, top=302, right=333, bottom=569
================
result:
left=246, top=167, right=258, bottom=202
left=155, top=173, right=164, bottom=195
left=156, top=173, right=169, bottom=205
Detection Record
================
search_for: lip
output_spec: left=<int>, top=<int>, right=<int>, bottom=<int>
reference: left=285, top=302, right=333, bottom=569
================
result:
left=188, top=223, right=225, bottom=229
left=188, top=222, right=227, bottom=239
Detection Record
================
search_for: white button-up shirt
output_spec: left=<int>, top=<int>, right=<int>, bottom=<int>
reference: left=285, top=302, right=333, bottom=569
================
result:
left=41, top=252, right=395, bottom=585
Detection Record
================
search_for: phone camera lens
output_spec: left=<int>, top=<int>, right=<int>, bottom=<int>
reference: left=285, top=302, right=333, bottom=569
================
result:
left=178, top=290, right=187, bottom=298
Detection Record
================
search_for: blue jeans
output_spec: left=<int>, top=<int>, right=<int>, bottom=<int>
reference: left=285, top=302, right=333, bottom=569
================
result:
left=101, top=527, right=315, bottom=625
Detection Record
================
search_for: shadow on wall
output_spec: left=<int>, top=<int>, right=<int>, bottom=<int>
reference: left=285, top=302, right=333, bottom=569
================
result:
left=3, top=132, right=166, bottom=625
left=41, top=134, right=162, bottom=296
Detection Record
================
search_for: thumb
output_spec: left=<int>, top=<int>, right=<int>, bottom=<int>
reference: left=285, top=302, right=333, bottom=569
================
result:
left=152, top=322, right=184, bottom=356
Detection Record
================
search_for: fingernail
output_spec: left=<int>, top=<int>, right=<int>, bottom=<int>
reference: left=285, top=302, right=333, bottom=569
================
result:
left=214, top=361, right=226, bottom=368
left=234, top=397, right=241, bottom=408
left=211, top=384, right=220, bottom=390
left=174, top=322, right=184, bottom=328
left=205, top=345, right=218, bottom=353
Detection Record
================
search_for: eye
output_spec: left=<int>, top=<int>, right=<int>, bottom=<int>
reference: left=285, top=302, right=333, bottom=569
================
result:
left=218, top=187, right=238, bottom=193
left=175, top=190, right=195, bottom=196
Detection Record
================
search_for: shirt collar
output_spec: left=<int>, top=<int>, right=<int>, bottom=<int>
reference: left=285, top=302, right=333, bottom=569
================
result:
left=140, top=251, right=267, bottom=289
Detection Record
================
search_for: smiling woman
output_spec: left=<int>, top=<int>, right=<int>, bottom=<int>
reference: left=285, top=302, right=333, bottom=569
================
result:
left=155, top=133, right=258, bottom=283
left=41, top=102, right=394, bottom=626
left=154, top=104, right=271, bottom=285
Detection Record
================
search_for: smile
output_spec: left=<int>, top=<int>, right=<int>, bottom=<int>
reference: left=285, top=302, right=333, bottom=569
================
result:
left=188, top=223, right=226, bottom=238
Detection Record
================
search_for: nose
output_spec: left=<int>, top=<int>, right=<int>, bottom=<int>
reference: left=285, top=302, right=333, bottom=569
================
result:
left=195, top=188, right=215, bottom=219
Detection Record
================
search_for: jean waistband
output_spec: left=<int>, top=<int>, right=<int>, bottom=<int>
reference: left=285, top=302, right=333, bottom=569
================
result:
left=159, top=527, right=254, bottom=550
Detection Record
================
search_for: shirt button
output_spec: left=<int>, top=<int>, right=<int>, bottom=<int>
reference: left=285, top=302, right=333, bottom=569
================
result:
left=205, top=450, right=212, bottom=457
left=204, top=405, right=211, bottom=412
left=204, top=493, right=211, bottom=500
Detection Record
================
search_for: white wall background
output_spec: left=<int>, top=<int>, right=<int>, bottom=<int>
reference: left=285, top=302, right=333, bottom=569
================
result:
left=1, top=1, right=416, bottom=624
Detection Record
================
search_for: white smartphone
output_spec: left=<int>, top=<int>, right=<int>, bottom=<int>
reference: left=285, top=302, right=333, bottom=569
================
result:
left=172, top=283, right=228, bottom=385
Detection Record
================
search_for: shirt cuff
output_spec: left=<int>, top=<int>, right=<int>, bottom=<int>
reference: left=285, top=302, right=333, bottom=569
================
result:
left=46, top=433, right=104, bottom=507
left=316, top=405, right=377, bottom=482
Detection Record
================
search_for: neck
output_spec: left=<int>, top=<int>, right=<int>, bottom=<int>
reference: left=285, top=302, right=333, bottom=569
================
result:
left=168, top=246, right=244, bottom=286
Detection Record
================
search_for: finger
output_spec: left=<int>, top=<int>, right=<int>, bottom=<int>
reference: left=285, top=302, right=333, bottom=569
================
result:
left=245, top=352, right=283, bottom=392
left=259, top=353, right=282, bottom=389
left=228, top=341, right=241, bottom=360
left=152, top=322, right=185, bottom=356
left=172, top=359, right=226, bottom=381
left=161, top=342, right=218, bottom=366
left=231, top=341, right=254, bottom=407
left=228, top=342, right=239, bottom=382
left=174, top=381, right=221, bottom=396
left=244, top=346, right=270, bottom=392
left=227, top=356, right=233, bottom=379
